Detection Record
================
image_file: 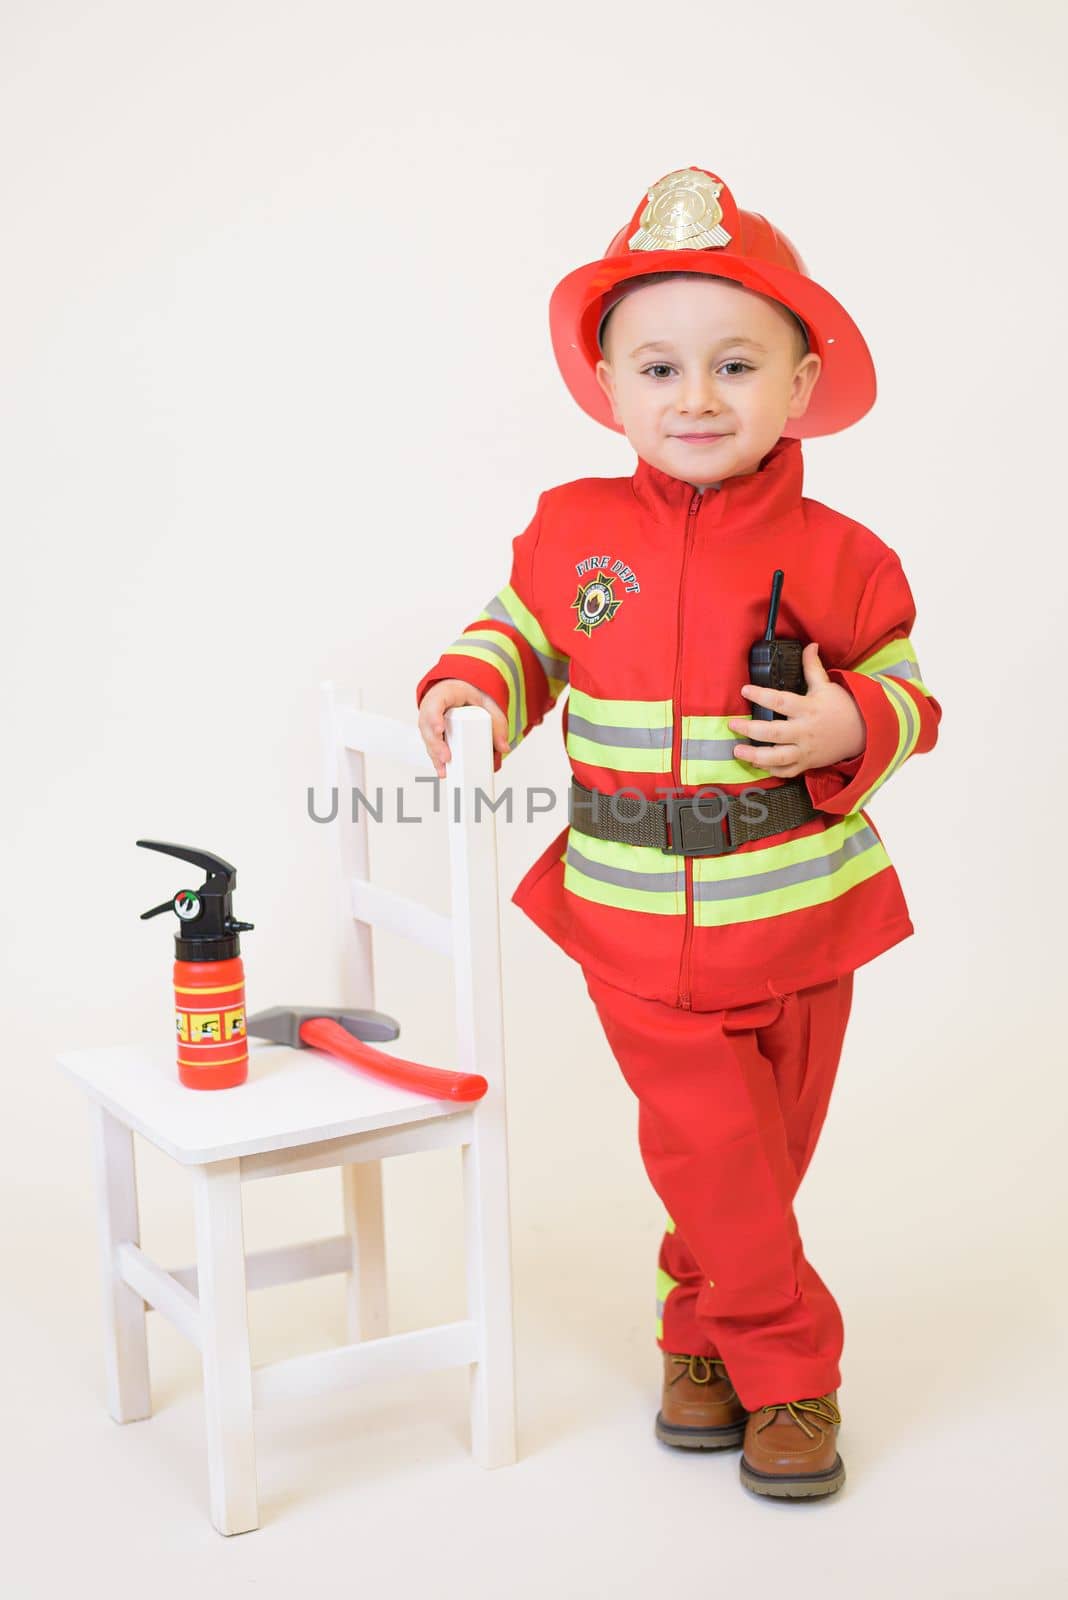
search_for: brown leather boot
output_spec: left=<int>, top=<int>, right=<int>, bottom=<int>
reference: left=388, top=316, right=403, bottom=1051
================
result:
left=739, top=1391, right=845, bottom=1498
left=654, top=1352, right=748, bottom=1450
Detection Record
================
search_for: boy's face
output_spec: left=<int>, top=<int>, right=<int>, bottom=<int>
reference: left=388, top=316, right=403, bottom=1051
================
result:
left=594, top=276, right=822, bottom=486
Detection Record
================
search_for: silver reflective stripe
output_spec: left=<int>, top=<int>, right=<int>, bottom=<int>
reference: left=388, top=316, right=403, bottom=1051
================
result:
left=692, top=822, right=881, bottom=903
left=566, top=837, right=685, bottom=896
left=877, top=657, right=922, bottom=682
left=680, top=735, right=737, bottom=761
left=482, top=594, right=570, bottom=686
left=876, top=672, right=920, bottom=783
left=447, top=633, right=524, bottom=742
left=567, top=714, right=672, bottom=752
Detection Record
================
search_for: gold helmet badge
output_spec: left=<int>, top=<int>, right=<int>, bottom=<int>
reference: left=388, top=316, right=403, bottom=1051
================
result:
left=628, top=169, right=732, bottom=252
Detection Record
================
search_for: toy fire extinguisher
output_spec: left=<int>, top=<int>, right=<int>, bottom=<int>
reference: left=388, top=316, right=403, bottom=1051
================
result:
left=137, top=840, right=255, bottom=1091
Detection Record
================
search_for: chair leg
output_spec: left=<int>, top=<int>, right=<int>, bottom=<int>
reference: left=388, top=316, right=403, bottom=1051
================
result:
left=88, top=1104, right=151, bottom=1424
left=462, top=1128, right=518, bottom=1468
left=341, top=1161, right=388, bottom=1341
left=192, top=1160, right=258, bottom=1536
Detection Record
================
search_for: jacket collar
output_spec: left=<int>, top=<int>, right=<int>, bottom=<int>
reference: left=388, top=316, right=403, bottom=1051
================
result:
left=630, top=433, right=804, bottom=528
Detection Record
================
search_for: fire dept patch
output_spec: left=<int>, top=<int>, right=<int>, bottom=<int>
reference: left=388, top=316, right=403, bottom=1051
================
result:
left=572, top=573, right=622, bottom=636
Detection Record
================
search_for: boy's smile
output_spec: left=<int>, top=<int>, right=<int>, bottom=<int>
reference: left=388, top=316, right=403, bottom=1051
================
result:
left=594, top=274, right=823, bottom=486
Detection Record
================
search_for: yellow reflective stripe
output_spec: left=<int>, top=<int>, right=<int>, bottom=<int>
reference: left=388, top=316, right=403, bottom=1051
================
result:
left=568, top=688, right=673, bottom=728
left=852, top=636, right=918, bottom=675
left=681, top=714, right=769, bottom=784
left=478, top=585, right=570, bottom=696
left=567, top=689, right=673, bottom=773
left=566, top=831, right=682, bottom=881
left=851, top=636, right=932, bottom=696
left=491, top=583, right=557, bottom=661
left=561, top=814, right=892, bottom=922
left=692, top=813, right=890, bottom=926
left=692, top=810, right=870, bottom=884
left=851, top=673, right=923, bottom=811
left=825, top=635, right=933, bottom=809
left=656, top=1264, right=681, bottom=1339
left=564, top=829, right=685, bottom=915
left=567, top=734, right=672, bottom=773
left=664, top=1214, right=676, bottom=1235
left=442, top=631, right=526, bottom=745
left=656, top=1266, right=680, bottom=1300
left=655, top=1267, right=681, bottom=1344
left=881, top=673, right=924, bottom=766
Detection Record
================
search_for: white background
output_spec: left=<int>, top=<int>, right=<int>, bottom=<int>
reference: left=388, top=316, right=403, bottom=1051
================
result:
left=3, top=1, right=1064, bottom=1593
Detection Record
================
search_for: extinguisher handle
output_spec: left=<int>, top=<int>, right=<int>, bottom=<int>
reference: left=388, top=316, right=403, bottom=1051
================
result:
left=298, top=1017, right=488, bottom=1102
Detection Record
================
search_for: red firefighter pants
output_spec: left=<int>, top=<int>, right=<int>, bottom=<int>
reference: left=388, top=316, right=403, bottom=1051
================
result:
left=581, top=965, right=854, bottom=1411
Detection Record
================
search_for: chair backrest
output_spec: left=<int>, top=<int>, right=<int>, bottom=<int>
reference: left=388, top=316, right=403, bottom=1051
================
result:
left=318, top=682, right=507, bottom=1093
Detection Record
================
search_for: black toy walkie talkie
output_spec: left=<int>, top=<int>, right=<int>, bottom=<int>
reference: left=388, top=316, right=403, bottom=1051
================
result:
left=746, top=569, right=807, bottom=747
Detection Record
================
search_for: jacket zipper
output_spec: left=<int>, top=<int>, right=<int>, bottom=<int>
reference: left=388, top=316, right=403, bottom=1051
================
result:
left=673, top=487, right=702, bottom=1010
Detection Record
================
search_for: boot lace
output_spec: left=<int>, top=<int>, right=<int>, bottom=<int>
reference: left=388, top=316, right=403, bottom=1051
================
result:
left=754, top=1395, right=841, bottom=1439
left=669, top=1354, right=729, bottom=1386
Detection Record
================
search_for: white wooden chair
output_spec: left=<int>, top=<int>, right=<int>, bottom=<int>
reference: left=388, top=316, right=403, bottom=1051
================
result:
left=56, top=686, right=517, bottom=1535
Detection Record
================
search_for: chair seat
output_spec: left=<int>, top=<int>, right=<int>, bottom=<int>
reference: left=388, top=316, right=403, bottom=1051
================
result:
left=56, top=1037, right=464, bottom=1165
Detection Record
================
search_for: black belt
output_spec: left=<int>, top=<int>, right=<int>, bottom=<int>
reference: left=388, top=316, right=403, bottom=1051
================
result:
left=569, top=776, right=817, bottom=857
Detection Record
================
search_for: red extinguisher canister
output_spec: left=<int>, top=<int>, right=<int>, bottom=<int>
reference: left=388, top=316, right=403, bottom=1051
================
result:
left=137, top=841, right=255, bottom=1091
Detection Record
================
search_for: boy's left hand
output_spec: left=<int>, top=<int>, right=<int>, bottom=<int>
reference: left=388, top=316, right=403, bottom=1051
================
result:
left=728, top=642, right=866, bottom=777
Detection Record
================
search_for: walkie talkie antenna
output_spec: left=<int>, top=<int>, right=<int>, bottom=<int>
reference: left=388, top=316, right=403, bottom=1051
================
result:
left=764, top=570, right=785, bottom=641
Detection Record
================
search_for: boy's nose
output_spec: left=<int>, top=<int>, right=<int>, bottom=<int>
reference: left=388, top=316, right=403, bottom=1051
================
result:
left=677, top=374, right=721, bottom=415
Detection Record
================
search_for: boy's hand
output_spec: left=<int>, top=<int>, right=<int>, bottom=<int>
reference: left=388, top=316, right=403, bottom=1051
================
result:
left=727, top=642, right=866, bottom=777
left=418, top=679, right=510, bottom=778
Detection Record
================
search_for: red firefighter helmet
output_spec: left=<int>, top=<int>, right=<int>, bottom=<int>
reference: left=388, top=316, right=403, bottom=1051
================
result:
left=548, top=165, right=876, bottom=439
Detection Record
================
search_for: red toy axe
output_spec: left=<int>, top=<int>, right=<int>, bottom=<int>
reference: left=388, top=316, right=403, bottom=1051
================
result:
left=246, top=1006, right=488, bottom=1102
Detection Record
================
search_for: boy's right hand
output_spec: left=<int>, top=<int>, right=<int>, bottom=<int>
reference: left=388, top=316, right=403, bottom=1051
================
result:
left=418, top=679, right=510, bottom=778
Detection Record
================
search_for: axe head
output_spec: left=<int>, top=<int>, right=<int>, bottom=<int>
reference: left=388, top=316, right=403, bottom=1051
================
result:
left=246, top=1006, right=401, bottom=1048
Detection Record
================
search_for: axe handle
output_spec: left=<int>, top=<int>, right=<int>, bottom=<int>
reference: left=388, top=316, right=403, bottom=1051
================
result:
left=298, top=1017, right=488, bottom=1102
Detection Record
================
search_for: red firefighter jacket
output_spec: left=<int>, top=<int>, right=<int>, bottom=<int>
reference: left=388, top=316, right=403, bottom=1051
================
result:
left=415, top=433, right=941, bottom=1010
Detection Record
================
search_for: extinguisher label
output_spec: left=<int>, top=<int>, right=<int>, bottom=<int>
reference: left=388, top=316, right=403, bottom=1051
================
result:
left=176, top=1012, right=190, bottom=1041
left=190, top=1013, right=221, bottom=1043
left=224, top=1007, right=246, bottom=1039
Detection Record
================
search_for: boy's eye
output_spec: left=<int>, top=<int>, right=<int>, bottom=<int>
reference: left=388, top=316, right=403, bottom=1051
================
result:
left=643, top=363, right=676, bottom=379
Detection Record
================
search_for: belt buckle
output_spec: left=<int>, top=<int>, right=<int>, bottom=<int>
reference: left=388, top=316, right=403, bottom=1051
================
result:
left=661, top=794, right=734, bottom=857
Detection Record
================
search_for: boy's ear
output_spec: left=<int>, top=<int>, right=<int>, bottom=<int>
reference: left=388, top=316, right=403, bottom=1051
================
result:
left=787, top=352, right=823, bottom=422
left=595, top=358, right=621, bottom=425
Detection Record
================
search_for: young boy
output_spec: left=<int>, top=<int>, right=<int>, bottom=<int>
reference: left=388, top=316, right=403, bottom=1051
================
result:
left=415, top=166, right=941, bottom=1500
